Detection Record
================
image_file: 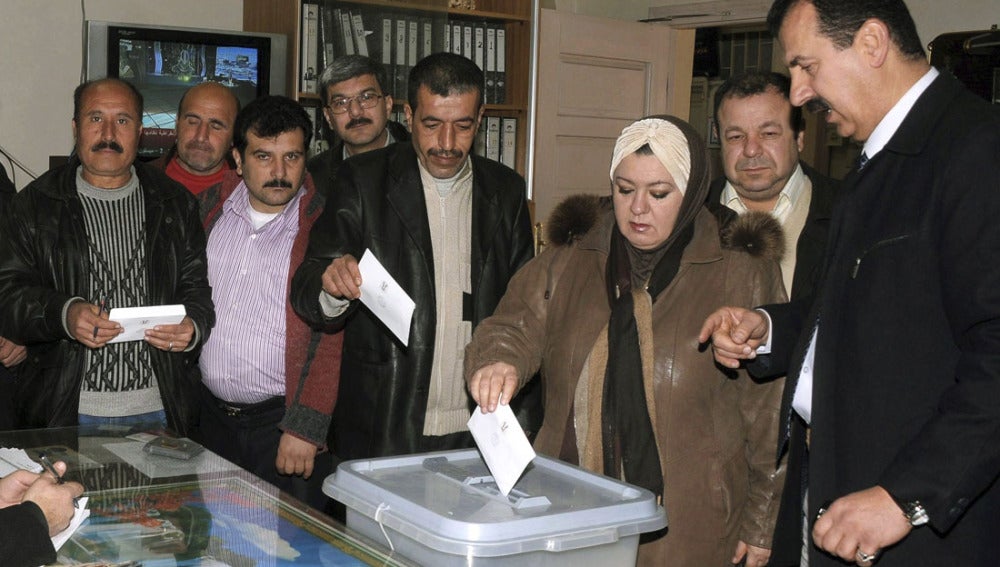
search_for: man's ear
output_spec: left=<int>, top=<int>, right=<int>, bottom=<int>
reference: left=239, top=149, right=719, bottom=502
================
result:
left=232, top=147, right=243, bottom=175
left=796, top=130, right=805, bottom=153
left=856, top=18, right=891, bottom=68
left=404, top=104, right=413, bottom=130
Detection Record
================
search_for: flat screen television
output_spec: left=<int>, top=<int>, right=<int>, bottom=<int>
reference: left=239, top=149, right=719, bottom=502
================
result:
left=86, top=20, right=287, bottom=159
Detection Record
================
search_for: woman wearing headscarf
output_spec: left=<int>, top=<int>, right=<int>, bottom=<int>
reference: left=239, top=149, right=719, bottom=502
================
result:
left=465, top=116, right=787, bottom=566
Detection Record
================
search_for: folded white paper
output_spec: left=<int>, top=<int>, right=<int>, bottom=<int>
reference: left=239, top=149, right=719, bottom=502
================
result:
left=52, top=496, right=89, bottom=551
left=358, top=249, right=415, bottom=346
left=108, top=304, right=186, bottom=343
left=468, top=402, right=536, bottom=496
left=0, top=447, right=42, bottom=478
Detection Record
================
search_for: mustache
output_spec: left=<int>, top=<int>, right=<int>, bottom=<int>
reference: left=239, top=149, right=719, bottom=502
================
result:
left=428, top=148, right=464, bottom=159
left=263, top=178, right=293, bottom=188
left=346, top=118, right=372, bottom=129
left=804, top=98, right=832, bottom=114
left=91, top=140, right=124, bottom=153
left=184, top=140, right=214, bottom=152
left=736, top=158, right=774, bottom=171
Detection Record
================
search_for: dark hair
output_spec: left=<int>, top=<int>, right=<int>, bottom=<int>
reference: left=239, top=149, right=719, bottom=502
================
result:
left=232, top=95, right=313, bottom=157
left=176, top=82, right=242, bottom=117
left=713, top=71, right=805, bottom=134
left=767, top=0, right=925, bottom=60
left=318, top=55, right=390, bottom=106
left=73, top=78, right=144, bottom=122
left=407, top=52, right=484, bottom=112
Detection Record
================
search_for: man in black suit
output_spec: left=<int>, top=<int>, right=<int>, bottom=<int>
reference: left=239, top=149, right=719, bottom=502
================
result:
left=700, top=1, right=1000, bottom=566
left=708, top=70, right=837, bottom=302
left=306, top=55, right=410, bottom=199
left=291, top=52, right=538, bottom=461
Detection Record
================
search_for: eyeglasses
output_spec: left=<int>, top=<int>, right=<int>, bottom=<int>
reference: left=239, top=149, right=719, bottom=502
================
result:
left=327, top=91, right=384, bottom=114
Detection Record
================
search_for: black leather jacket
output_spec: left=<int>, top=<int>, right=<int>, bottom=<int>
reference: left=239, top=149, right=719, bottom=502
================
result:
left=306, top=120, right=411, bottom=200
left=0, top=158, right=214, bottom=434
left=291, top=143, right=539, bottom=459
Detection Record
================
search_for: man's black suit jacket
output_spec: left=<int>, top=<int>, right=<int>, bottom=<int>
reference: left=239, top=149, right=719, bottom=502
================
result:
left=291, top=142, right=539, bottom=460
left=756, top=72, right=1000, bottom=566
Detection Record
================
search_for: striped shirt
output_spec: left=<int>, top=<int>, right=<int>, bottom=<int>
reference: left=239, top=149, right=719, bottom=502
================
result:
left=76, top=167, right=161, bottom=417
left=200, top=181, right=303, bottom=403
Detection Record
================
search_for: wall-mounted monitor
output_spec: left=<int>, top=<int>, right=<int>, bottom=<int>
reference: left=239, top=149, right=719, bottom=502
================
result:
left=86, top=20, right=287, bottom=159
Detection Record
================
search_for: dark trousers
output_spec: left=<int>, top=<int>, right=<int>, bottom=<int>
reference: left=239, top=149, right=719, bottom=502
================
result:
left=195, top=386, right=334, bottom=511
left=0, top=366, right=17, bottom=430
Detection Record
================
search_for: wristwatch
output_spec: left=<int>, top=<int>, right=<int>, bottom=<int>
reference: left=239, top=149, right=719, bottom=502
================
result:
left=895, top=499, right=930, bottom=526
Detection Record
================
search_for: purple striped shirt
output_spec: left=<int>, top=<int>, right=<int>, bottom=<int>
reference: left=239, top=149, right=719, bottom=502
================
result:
left=200, top=181, right=304, bottom=403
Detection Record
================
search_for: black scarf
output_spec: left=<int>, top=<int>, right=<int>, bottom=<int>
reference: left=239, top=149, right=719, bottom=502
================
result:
left=601, top=221, right=694, bottom=500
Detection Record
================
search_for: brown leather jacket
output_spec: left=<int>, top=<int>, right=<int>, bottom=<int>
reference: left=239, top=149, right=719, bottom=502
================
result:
left=466, top=197, right=787, bottom=565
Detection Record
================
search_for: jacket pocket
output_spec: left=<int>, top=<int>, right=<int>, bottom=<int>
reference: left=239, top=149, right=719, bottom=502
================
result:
left=850, top=233, right=913, bottom=279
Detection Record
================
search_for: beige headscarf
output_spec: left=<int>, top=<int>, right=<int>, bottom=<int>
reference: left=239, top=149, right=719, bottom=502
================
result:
left=609, top=118, right=692, bottom=194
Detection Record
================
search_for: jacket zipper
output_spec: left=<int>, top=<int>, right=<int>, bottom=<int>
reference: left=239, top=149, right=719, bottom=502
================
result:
left=850, top=234, right=911, bottom=279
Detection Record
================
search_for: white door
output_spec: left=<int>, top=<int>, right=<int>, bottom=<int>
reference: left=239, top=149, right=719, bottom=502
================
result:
left=532, top=9, right=694, bottom=226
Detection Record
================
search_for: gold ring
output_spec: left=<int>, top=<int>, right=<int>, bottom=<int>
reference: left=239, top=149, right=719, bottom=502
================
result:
left=168, top=341, right=174, bottom=351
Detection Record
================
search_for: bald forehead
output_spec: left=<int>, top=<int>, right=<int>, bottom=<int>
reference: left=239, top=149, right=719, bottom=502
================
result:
left=180, top=83, right=239, bottom=115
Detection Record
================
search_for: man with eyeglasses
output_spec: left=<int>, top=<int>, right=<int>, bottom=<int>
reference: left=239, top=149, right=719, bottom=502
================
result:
left=307, top=55, right=410, bottom=199
left=291, top=52, right=540, bottom=465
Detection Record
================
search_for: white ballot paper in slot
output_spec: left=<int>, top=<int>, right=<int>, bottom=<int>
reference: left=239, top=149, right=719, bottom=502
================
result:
left=358, top=249, right=415, bottom=346
left=108, top=304, right=186, bottom=343
left=468, top=402, right=536, bottom=496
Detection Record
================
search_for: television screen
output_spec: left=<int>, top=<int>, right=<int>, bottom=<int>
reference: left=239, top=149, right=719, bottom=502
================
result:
left=87, top=21, right=287, bottom=159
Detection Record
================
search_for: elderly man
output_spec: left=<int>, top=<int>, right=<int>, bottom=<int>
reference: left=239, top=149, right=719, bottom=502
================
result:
left=196, top=95, right=341, bottom=509
left=291, top=52, right=539, bottom=462
left=153, top=81, right=240, bottom=195
left=700, top=1, right=1000, bottom=566
left=306, top=55, right=409, bottom=198
left=0, top=77, right=213, bottom=433
left=708, top=71, right=837, bottom=301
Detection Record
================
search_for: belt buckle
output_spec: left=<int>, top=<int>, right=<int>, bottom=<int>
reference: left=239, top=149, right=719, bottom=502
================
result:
left=220, top=403, right=243, bottom=417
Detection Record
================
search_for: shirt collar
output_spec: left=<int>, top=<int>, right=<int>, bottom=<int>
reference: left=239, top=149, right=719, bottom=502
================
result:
left=863, top=67, right=939, bottom=159
left=223, top=180, right=304, bottom=232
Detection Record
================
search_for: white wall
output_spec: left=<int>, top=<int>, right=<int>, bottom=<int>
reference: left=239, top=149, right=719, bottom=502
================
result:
left=0, top=0, right=243, bottom=189
left=906, top=0, right=999, bottom=52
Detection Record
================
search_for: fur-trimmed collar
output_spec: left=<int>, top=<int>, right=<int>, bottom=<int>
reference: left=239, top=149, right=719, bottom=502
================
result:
left=545, top=194, right=784, bottom=263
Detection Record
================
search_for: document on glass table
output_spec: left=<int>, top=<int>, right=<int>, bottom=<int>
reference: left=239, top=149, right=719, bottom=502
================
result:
left=108, top=304, right=186, bottom=343
left=52, top=496, right=89, bottom=551
left=358, top=249, right=415, bottom=346
left=468, top=401, right=536, bottom=496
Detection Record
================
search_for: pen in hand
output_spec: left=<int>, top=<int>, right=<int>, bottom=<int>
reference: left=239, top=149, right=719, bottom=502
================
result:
left=92, top=299, right=108, bottom=340
left=37, top=452, right=81, bottom=509
left=37, top=452, right=65, bottom=484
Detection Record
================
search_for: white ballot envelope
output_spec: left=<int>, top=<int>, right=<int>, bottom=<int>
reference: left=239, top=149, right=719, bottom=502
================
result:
left=108, top=304, right=186, bottom=343
left=468, top=402, right=536, bottom=496
left=358, top=249, right=415, bottom=346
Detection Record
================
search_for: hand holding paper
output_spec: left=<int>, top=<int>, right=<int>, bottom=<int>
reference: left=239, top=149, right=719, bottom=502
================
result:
left=468, top=401, right=536, bottom=496
left=110, top=304, right=186, bottom=344
left=358, top=249, right=415, bottom=346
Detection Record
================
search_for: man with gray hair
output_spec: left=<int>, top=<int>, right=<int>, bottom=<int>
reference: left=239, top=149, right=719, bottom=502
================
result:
left=306, top=55, right=409, bottom=198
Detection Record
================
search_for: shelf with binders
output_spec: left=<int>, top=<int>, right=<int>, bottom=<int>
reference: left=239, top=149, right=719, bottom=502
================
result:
left=245, top=0, right=535, bottom=176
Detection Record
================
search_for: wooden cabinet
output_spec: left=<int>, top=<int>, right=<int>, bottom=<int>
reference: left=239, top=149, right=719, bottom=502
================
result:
left=244, top=0, right=536, bottom=176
